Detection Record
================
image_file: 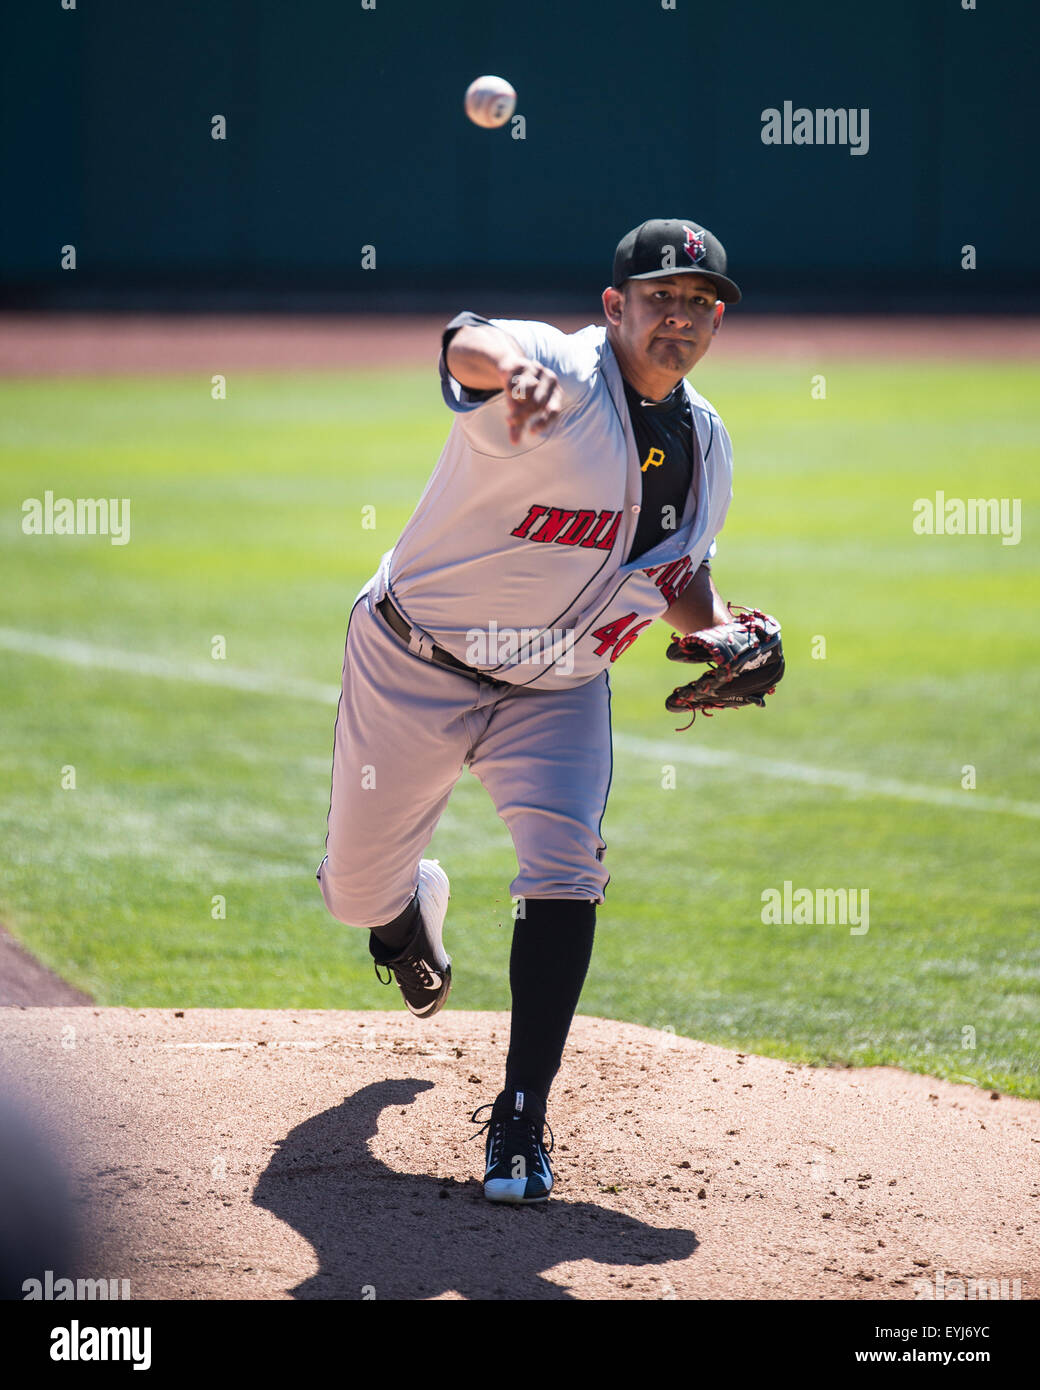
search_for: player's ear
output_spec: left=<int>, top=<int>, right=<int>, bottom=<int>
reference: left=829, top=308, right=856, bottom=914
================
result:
left=712, top=302, right=725, bottom=335
left=602, top=285, right=624, bottom=327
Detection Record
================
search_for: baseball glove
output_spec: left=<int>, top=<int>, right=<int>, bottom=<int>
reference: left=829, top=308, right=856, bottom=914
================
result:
left=665, top=605, right=784, bottom=729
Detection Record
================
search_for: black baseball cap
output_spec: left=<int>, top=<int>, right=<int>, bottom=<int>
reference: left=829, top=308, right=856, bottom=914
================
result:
left=612, top=218, right=742, bottom=304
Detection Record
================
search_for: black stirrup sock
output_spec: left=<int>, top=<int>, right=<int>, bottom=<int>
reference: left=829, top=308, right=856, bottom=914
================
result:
left=504, top=898, right=596, bottom=1104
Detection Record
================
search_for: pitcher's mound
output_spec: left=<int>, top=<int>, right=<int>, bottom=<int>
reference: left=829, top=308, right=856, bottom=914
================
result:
left=1, top=1008, right=1036, bottom=1300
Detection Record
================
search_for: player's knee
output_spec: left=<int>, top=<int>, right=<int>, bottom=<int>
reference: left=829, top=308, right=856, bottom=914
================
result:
left=507, top=816, right=608, bottom=904
left=317, top=856, right=413, bottom=931
left=511, top=846, right=609, bottom=904
left=316, top=859, right=374, bottom=929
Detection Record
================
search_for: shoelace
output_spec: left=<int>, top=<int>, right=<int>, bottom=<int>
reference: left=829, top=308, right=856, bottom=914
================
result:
left=468, top=1103, right=554, bottom=1159
left=373, top=949, right=440, bottom=990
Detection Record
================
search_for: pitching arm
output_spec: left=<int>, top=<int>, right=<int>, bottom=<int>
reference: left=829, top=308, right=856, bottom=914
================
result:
left=446, top=324, right=564, bottom=445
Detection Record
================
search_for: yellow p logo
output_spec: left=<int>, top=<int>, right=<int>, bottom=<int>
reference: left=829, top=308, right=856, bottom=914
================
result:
left=641, top=447, right=666, bottom=473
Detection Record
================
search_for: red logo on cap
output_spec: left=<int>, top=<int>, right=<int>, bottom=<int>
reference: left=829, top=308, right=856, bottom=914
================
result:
left=683, top=226, right=707, bottom=265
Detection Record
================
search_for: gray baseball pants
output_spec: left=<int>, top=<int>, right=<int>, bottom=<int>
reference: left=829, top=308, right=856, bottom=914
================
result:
left=317, top=592, right=612, bottom=930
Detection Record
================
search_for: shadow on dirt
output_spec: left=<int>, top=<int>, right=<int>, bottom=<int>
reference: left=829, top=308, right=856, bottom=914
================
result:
left=253, top=1078, right=697, bottom=1300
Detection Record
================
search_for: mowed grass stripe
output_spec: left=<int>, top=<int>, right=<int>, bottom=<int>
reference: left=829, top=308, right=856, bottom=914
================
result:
left=3, top=625, right=1038, bottom=819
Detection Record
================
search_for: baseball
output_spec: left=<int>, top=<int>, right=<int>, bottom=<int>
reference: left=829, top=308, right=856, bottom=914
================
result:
left=464, top=75, right=516, bottom=129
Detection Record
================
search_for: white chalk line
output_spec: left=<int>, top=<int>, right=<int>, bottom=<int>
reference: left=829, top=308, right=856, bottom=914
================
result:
left=162, top=1040, right=458, bottom=1058
left=613, top=733, right=1040, bottom=819
left=2, top=626, right=1037, bottom=820
left=0, top=626, right=340, bottom=704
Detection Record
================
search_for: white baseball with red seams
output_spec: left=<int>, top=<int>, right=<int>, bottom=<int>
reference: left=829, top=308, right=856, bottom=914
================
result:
left=464, top=75, right=517, bottom=129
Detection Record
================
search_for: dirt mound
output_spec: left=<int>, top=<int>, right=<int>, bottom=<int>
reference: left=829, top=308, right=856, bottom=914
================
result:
left=1, top=1007, right=1036, bottom=1300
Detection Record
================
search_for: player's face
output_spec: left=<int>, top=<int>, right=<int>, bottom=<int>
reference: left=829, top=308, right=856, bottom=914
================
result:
left=624, top=276, right=720, bottom=376
left=604, top=273, right=723, bottom=398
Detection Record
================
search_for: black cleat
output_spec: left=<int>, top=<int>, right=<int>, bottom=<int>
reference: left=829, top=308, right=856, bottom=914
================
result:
left=374, top=859, right=451, bottom=1019
left=470, top=1088, right=554, bottom=1204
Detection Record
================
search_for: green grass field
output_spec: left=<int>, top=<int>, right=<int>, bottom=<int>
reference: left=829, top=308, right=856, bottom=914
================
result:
left=2, top=358, right=1038, bottom=1096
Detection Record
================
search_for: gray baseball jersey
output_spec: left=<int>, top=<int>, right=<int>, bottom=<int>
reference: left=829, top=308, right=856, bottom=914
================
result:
left=362, top=315, right=733, bottom=688
left=318, top=314, right=735, bottom=926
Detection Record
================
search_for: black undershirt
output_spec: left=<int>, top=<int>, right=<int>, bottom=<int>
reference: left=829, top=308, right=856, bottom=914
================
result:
left=623, top=376, right=695, bottom=563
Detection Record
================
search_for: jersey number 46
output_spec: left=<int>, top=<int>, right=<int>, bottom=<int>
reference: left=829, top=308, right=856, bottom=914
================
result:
left=590, top=612, right=651, bottom=662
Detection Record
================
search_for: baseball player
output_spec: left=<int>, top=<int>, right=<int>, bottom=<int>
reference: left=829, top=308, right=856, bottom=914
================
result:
left=317, top=218, right=783, bottom=1204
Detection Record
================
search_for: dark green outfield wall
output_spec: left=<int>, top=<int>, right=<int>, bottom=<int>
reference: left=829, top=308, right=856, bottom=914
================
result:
left=3, top=0, right=1037, bottom=310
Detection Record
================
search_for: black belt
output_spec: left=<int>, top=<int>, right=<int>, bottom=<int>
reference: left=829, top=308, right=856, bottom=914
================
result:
left=376, top=595, right=507, bottom=687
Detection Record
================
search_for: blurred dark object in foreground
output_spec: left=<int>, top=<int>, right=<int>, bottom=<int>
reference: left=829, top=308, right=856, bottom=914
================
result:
left=0, top=1092, right=81, bottom=1301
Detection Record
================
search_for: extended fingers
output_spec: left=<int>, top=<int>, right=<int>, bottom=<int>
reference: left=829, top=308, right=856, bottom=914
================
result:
left=504, top=362, right=562, bottom=440
left=515, top=374, right=563, bottom=436
left=528, top=380, right=564, bottom=431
